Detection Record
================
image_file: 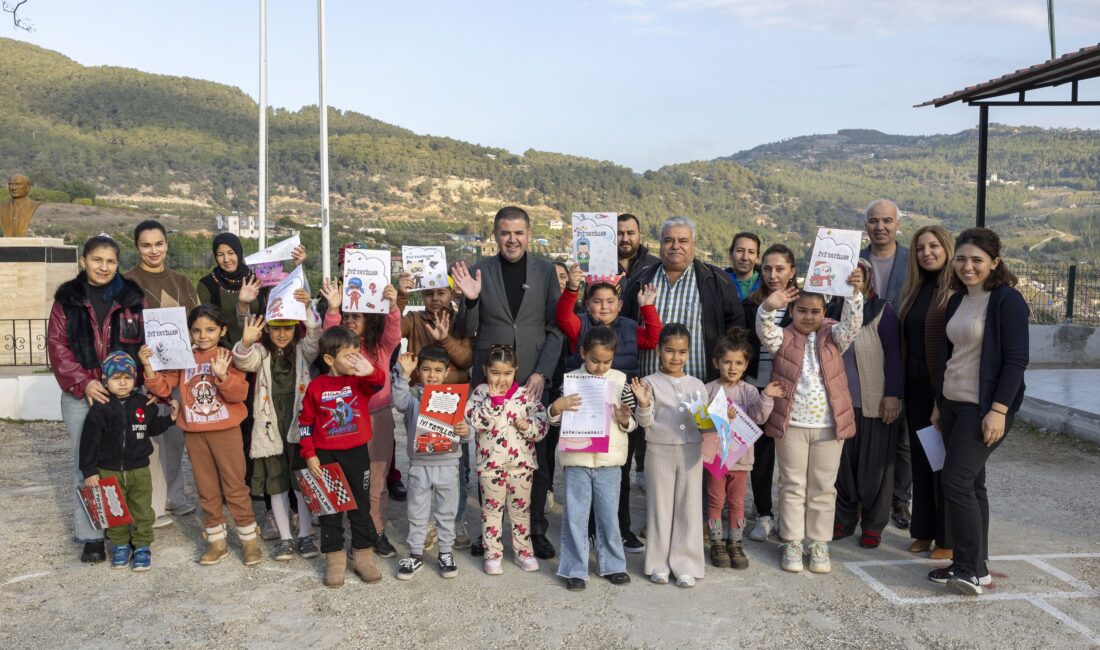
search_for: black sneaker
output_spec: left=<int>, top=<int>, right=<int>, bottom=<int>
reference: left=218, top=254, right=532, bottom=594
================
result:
left=948, top=569, right=984, bottom=596
left=929, top=565, right=992, bottom=586
left=470, top=536, right=486, bottom=557
left=375, top=533, right=398, bottom=558
left=604, top=572, right=631, bottom=585
left=438, top=552, right=458, bottom=578
left=397, top=554, right=423, bottom=580
left=622, top=531, right=645, bottom=554
left=565, top=577, right=586, bottom=591
left=388, top=480, right=407, bottom=502
left=296, top=536, right=320, bottom=559
left=81, top=541, right=106, bottom=563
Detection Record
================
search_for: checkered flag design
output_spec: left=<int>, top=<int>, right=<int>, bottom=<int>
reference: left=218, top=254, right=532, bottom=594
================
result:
left=321, top=467, right=352, bottom=507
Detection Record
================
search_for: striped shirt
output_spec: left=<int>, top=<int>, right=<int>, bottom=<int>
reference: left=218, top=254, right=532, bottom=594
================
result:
left=640, top=263, right=706, bottom=380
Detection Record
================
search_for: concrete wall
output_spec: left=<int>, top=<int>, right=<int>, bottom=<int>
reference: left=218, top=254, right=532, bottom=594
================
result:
left=0, top=374, right=63, bottom=420
left=1029, top=324, right=1100, bottom=365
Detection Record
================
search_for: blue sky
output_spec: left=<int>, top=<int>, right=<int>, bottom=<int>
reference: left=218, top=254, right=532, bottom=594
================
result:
left=8, top=0, right=1100, bottom=170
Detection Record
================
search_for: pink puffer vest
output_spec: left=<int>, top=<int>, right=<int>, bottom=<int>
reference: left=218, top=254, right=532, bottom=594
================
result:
left=764, top=321, right=856, bottom=440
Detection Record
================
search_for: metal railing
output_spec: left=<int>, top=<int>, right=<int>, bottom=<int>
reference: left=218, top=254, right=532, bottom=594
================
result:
left=1, top=319, right=50, bottom=367
left=1015, top=263, right=1099, bottom=327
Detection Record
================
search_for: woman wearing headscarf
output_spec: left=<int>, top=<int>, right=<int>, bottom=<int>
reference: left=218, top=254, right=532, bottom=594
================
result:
left=196, top=233, right=260, bottom=346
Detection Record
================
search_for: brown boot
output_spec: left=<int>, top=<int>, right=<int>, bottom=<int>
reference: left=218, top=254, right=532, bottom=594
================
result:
left=237, top=523, right=263, bottom=566
left=352, top=547, right=383, bottom=583
left=324, top=551, right=347, bottom=588
left=710, top=541, right=731, bottom=568
left=200, top=524, right=229, bottom=565
left=929, top=546, right=954, bottom=561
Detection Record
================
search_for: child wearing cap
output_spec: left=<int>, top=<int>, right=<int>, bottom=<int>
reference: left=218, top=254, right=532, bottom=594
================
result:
left=79, top=351, right=180, bottom=571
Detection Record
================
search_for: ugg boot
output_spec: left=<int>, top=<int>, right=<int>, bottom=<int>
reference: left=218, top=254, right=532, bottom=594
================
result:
left=323, top=551, right=347, bottom=588
left=238, top=523, right=263, bottom=566
left=352, top=547, right=383, bottom=583
left=200, top=524, right=229, bottom=565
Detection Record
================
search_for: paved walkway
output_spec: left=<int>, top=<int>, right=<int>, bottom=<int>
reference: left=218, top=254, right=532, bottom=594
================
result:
left=1019, top=369, right=1100, bottom=443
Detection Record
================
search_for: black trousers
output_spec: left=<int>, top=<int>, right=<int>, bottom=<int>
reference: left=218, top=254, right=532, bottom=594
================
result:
left=316, top=444, right=378, bottom=553
left=905, top=362, right=951, bottom=548
left=634, top=428, right=646, bottom=472
left=530, top=421, right=561, bottom=537
left=940, top=400, right=1009, bottom=576
left=750, top=435, right=776, bottom=517
left=893, top=414, right=912, bottom=508
left=834, top=408, right=898, bottom=534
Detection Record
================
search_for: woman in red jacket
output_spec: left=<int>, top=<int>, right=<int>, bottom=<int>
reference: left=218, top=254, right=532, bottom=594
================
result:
left=48, top=235, right=146, bottom=563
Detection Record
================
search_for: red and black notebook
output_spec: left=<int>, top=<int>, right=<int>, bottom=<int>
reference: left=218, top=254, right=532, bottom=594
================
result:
left=296, top=463, right=358, bottom=516
left=78, top=477, right=134, bottom=530
left=414, top=384, right=469, bottom=455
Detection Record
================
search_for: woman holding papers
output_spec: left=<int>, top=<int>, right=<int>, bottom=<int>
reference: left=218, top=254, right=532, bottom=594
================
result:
left=929, top=228, right=1028, bottom=596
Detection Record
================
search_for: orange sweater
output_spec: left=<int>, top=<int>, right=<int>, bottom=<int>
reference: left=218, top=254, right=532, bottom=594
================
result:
left=145, top=346, right=249, bottom=432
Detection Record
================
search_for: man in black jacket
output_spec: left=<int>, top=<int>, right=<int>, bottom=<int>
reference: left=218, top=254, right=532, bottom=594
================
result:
left=617, top=213, right=659, bottom=284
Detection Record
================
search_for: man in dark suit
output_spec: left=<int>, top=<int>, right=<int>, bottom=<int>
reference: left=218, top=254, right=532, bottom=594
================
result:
left=452, top=206, right=563, bottom=559
left=860, top=198, right=913, bottom=530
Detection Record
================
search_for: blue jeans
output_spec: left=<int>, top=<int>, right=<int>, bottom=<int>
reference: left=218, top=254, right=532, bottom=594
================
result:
left=61, top=392, right=103, bottom=543
left=558, top=466, right=626, bottom=580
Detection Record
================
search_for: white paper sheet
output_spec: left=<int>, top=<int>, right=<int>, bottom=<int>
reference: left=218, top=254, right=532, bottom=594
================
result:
left=265, top=266, right=307, bottom=322
left=245, top=234, right=300, bottom=265
left=342, top=249, right=391, bottom=314
left=803, top=227, right=862, bottom=297
left=143, top=306, right=193, bottom=371
left=571, top=212, right=618, bottom=277
left=401, top=246, right=448, bottom=292
left=916, top=425, right=947, bottom=472
left=560, top=374, right=610, bottom=438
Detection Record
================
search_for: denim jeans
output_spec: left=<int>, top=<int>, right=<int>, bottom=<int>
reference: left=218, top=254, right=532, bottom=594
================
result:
left=558, top=466, right=626, bottom=580
left=61, top=392, right=103, bottom=543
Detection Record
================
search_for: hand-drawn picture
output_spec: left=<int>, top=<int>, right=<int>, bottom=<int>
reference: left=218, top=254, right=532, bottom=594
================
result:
left=803, top=227, right=862, bottom=297
left=266, top=266, right=307, bottom=322
left=143, top=307, right=193, bottom=371
left=342, top=249, right=390, bottom=313
left=402, top=246, right=448, bottom=292
left=571, top=212, right=617, bottom=277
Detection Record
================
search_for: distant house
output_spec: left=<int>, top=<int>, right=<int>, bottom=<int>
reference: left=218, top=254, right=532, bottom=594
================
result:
left=216, top=212, right=261, bottom=239
left=363, top=227, right=386, bottom=235
left=547, top=219, right=564, bottom=230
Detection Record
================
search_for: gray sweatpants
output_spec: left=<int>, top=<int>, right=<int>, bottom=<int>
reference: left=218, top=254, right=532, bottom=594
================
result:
left=406, top=464, right=460, bottom=555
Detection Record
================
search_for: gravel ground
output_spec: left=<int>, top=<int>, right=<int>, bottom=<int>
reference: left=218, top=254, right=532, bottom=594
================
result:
left=1, top=417, right=1098, bottom=649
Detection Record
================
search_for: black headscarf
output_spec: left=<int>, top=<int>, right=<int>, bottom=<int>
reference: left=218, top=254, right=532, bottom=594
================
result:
left=210, top=233, right=251, bottom=290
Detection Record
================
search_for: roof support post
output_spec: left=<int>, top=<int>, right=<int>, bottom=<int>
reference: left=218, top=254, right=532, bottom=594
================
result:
left=976, top=104, right=989, bottom=228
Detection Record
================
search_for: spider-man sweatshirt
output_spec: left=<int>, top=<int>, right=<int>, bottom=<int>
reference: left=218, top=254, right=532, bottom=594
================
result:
left=298, top=367, right=387, bottom=460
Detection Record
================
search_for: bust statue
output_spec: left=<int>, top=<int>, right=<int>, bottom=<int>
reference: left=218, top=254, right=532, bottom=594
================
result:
left=1, top=174, right=42, bottom=237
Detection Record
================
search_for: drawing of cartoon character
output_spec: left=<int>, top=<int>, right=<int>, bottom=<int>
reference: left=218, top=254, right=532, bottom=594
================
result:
left=576, top=237, right=591, bottom=272
left=191, top=377, right=222, bottom=416
left=808, top=260, right=835, bottom=288
left=267, top=297, right=284, bottom=318
left=320, top=395, right=360, bottom=432
left=345, top=277, right=364, bottom=310
left=407, top=260, right=425, bottom=289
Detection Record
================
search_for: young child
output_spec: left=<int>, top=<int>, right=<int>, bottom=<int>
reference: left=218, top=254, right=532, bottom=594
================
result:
left=298, top=326, right=388, bottom=587
left=826, top=260, right=903, bottom=549
left=232, top=289, right=322, bottom=561
left=79, top=351, right=178, bottom=571
left=550, top=326, right=637, bottom=591
left=633, top=323, right=708, bottom=587
left=320, top=276, right=403, bottom=559
left=703, top=329, right=784, bottom=570
left=465, top=344, right=549, bottom=575
left=757, top=275, right=862, bottom=575
left=142, top=305, right=260, bottom=567
left=392, top=346, right=470, bottom=580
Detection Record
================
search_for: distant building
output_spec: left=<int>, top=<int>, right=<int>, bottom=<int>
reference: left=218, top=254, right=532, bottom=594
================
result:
left=547, top=219, right=564, bottom=230
left=363, top=227, right=386, bottom=235
left=216, top=212, right=260, bottom=239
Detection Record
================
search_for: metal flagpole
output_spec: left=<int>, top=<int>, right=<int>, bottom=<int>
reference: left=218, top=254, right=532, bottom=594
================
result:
left=1047, top=0, right=1057, bottom=61
left=258, top=0, right=268, bottom=249
left=317, top=0, right=331, bottom=279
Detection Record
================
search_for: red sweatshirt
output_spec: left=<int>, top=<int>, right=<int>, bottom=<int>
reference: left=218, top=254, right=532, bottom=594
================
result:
left=298, top=366, right=387, bottom=460
left=555, top=288, right=663, bottom=353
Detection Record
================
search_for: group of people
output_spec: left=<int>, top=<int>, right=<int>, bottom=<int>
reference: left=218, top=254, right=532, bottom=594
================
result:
left=49, top=200, right=1028, bottom=596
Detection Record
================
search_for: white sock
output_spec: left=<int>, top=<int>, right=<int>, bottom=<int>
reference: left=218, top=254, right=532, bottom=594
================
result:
left=294, top=490, right=313, bottom=538
left=270, top=491, right=293, bottom=541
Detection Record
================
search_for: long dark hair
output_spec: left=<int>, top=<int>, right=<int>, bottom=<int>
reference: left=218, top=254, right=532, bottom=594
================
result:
left=749, top=243, right=798, bottom=306
left=949, top=227, right=1018, bottom=292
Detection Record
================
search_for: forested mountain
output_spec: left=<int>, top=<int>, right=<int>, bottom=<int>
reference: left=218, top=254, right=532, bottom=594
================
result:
left=2, top=37, right=1097, bottom=263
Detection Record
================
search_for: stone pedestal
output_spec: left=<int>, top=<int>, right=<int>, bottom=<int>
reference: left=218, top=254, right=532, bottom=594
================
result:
left=0, top=237, right=77, bottom=365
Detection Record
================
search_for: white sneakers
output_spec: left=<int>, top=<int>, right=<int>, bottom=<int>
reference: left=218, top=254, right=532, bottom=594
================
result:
left=749, top=515, right=777, bottom=542
left=780, top=541, right=804, bottom=573
left=808, top=541, right=831, bottom=574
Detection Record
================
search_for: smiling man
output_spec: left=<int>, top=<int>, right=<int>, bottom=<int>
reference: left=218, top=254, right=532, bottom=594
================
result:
left=617, top=213, right=659, bottom=284
left=125, top=219, right=200, bottom=528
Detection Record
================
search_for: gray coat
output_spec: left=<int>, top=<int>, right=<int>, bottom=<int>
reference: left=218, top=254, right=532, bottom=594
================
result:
left=861, top=244, right=910, bottom=308
left=458, top=254, right=563, bottom=387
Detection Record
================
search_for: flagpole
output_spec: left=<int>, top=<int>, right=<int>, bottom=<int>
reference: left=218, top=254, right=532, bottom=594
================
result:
left=318, top=0, right=331, bottom=279
left=258, top=0, right=268, bottom=249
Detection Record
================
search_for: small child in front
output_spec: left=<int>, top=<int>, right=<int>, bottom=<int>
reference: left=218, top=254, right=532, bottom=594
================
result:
left=550, top=326, right=637, bottom=591
left=465, top=344, right=549, bottom=575
left=79, top=351, right=178, bottom=571
left=298, top=325, right=388, bottom=588
left=392, top=346, right=469, bottom=580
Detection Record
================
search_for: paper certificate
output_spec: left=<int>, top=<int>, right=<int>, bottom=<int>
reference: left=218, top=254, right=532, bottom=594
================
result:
left=414, top=384, right=469, bottom=455
left=402, top=246, right=448, bottom=292
left=571, top=212, right=618, bottom=277
left=143, top=306, right=193, bottom=371
left=916, top=425, right=946, bottom=472
left=342, top=248, right=390, bottom=314
left=560, top=374, right=611, bottom=438
left=265, top=266, right=307, bottom=322
left=245, top=234, right=300, bottom=266
left=804, top=227, right=862, bottom=297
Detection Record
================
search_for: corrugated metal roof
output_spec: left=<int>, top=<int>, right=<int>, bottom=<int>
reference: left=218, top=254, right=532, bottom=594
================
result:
left=918, top=42, right=1100, bottom=107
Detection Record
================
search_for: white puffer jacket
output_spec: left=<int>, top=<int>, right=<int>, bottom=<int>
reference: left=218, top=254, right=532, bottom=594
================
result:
left=552, top=368, right=636, bottom=469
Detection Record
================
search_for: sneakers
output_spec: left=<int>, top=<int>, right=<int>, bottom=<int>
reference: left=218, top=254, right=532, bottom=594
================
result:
left=928, top=565, right=993, bottom=586
left=273, top=539, right=295, bottom=562
left=484, top=558, right=503, bottom=575
left=565, top=577, right=586, bottom=591
left=649, top=571, right=669, bottom=584
left=296, top=536, right=320, bottom=559
left=676, top=575, right=696, bottom=588
left=131, top=546, right=151, bottom=572
left=604, top=572, right=631, bottom=585
left=514, top=555, right=540, bottom=572
left=808, top=541, right=831, bottom=574
left=749, top=515, right=777, bottom=542
left=710, top=541, right=732, bottom=568
left=453, top=521, right=471, bottom=550
left=948, top=571, right=984, bottom=596
left=375, top=533, right=398, bottom=558
left=152, top=515, right=175, bottom=529
left=110, top=543, right=132, bottom=569
left=728, top=540, right=749, bottom=570
left=859, top=530, right=882, bottom=549
left=891, top=504, right=911, bottom=529
left=780, top=541, right=804, bottom=573
left=397, top=554, right=424, bottom=580
left=81, top=541, right=105, bottom=564
left=622, top=531, right=645, bottom=554
left=438, top=552, right=458, bottom=578
left=260, top=511, right=280, bottom=541
left=388, top=479, right=408, bottom=502
left=169, top=502, right=196, bottom=517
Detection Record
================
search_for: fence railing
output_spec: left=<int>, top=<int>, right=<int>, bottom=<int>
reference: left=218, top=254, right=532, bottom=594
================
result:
left=1, top=319, right=50, bottom=367
left=1015, top=263, right=1099, bottom=327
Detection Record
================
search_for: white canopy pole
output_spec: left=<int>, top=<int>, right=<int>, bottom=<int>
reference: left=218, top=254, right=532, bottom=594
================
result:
left=257, top=0, right=268, bottom=249
left=317, top=0, right=331, bottom=279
